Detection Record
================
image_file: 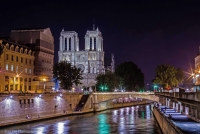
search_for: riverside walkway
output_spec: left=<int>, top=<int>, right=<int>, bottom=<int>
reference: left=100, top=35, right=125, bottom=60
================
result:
left=0, top=110, right=74, bottom=127
left=155, top=104, right=200, bottom=133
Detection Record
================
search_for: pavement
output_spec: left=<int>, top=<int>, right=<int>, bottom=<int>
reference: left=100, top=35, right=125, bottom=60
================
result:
left=157, top=105, right=200, bottom=134
left=0, top=111, right=74, bottom=127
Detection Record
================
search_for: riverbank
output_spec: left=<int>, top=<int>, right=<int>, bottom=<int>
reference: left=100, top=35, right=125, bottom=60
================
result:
left=0, top=100, right=151, bottom=127
left=153, top=104, right=200, bottom=134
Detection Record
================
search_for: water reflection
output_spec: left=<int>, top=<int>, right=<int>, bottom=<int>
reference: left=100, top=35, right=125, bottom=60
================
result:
left=98, top=114, right=110, bottom=134
left=1, top=104, right=161, bottom=134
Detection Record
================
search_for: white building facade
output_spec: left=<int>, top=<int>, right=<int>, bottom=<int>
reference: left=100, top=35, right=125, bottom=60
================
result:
left=58, top=27, right=112, bottom=88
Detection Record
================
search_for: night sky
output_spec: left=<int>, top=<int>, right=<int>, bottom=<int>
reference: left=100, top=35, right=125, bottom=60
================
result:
left=1, top=0, right=200, bottom=86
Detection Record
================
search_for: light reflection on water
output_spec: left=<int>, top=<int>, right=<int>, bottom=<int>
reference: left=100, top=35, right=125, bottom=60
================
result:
left=1, top=104, right=161, bottom=134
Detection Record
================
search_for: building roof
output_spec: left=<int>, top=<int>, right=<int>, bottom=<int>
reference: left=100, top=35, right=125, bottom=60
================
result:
left=11, top=28, right=49, bottom=32
left=0, top=38, right=30, bottom=49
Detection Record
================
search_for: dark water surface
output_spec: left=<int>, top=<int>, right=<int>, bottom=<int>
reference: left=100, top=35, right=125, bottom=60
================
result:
left=0, top=104, right=162, bottom=134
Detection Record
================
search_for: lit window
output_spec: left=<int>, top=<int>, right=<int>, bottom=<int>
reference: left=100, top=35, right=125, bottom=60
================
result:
left=16, top=66, right=18, bottom=72
left=6, top=64, right=8, bottom=70
left=11, top=65, right=13, bottom=71
left=25, top=68, right=27, bottom=73
left=29, top=69, right=31, bottom=74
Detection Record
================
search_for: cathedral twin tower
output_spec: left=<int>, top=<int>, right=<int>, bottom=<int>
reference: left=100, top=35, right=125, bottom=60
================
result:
left=58, top=27, right=113, bottom=87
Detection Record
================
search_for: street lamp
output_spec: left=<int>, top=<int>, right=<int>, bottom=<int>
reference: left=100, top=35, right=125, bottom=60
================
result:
left=147, top=83, right=149, bottom=91
left=43, top=78, right=46, bottom=93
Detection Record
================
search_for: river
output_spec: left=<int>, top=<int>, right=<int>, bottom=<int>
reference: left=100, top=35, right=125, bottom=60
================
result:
left=0, top=104, right=162, bottom=134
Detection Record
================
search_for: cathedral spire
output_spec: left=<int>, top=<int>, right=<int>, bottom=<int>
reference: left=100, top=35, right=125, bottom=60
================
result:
left=93, top=19, right=95, bottom=30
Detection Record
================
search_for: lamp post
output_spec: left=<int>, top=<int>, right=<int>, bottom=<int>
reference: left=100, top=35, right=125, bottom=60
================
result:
left=15, top=73, right=21, bottom=92
left=43, top=78, right=46, bottom=93
left=147, top=83, right=149, bottom=91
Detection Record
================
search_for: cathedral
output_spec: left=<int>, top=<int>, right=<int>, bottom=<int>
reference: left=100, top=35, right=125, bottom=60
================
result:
left=58, top=26, right=115, bottom=89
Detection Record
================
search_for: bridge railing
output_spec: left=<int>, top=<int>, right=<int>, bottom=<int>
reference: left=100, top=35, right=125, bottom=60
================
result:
left=155, top=92, right=200, bottom=102
left=93, top=92, right=154, bottom=95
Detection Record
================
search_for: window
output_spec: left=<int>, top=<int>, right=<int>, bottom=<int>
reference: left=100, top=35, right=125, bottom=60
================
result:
left=16, top=66, right=18, bottom=72
left=25, top=68, right=27, bottom=73
left=25, top=58, right=27, bottom=64
left=65, top=38, right=67, bottom=50
left=94, top=38, right=96, bottom=51
left=29, top=78, right=31, bottom=82
left=21, top=58, right=23, bottom=63
left=21, top=66, right=23, bottom=72
left=24, top=78, right=27, bottom=82
left=69, top=38, right=71, bottom=50
left=90, top=37, right=92, bottom=50
left=6, top=54, right=8, bottom=60
left=11, top=65, right=13, bottom=71
left=29, top=59, right=31, bottom=64
left=11, top=55, right=13, bottom=61
left=28, top=69, right=32, bottom=74
left=16, top=56, right=18, bottom=62
left=6, top=64, right=8, bottom=70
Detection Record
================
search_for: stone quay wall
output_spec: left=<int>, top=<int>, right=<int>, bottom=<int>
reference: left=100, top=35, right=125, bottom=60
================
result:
left=153, top=106, right=182, bottom=134
left=0, top=93, right=82, bottom=122
left=0, top=92, right=153, bottom=127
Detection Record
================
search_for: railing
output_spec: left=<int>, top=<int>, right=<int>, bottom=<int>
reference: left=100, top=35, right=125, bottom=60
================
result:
left=0, top=92, right=85, bottom=96
left=93, top=92, right=155, bottom=95
left=155, top=92, right=200, bottom=102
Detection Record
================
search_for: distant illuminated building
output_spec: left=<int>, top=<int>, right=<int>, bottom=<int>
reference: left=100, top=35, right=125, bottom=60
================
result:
left=0, top=28, right=55, bottom=93
left=58, top=26, right=115, bottom=88
left=193, top=47, right=200, bottom=91
left=0, top=39, right=34, bottom=92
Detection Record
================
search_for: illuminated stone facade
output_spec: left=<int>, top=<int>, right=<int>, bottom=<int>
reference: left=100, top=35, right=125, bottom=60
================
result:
left=11, top=28, right=54, bottom=92
left=195, top=53, right=200, bottom=84
left=0, top=28, right=54, bottom=93
left=0, top=39, right=35, bottom=92
left=58, top=27, right=114, bottom=88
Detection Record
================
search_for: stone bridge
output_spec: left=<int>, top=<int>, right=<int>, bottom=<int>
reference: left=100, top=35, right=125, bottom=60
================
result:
left=93, top=92, right=159, bottom=103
